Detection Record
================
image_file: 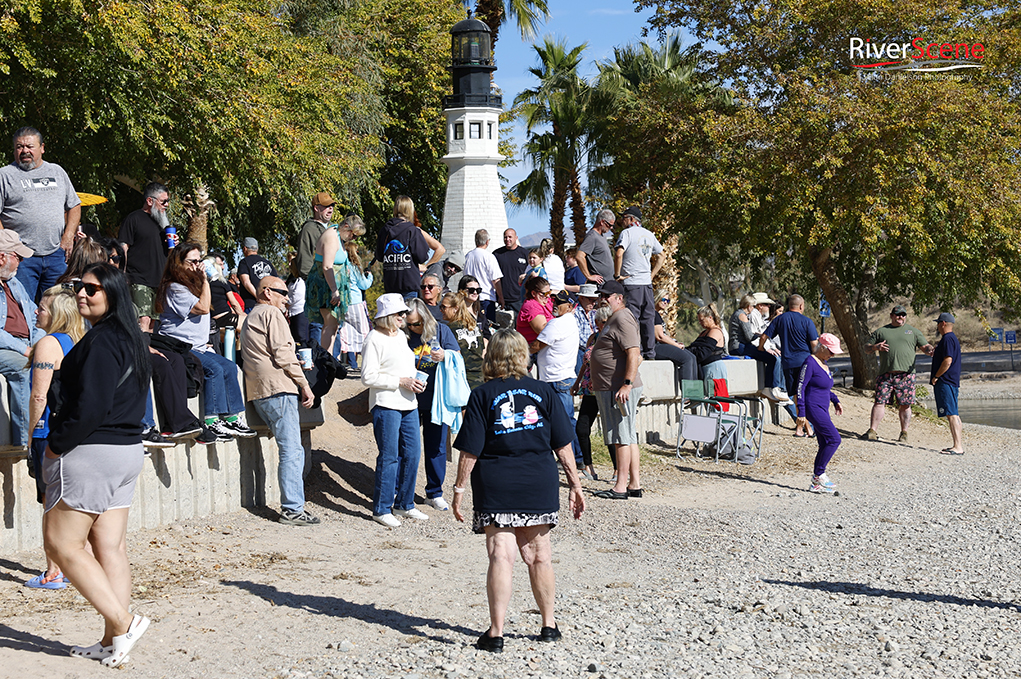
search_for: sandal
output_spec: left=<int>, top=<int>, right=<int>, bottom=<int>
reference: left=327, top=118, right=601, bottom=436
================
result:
left=101, top=614, right=150, bottom=668
left=70, top=642, right=111, bottom=659
left=593, top=489, right=629, bottom=500
left=25, top=571, right=68, bottom=590
left=940, top=448, right=965, bottom=456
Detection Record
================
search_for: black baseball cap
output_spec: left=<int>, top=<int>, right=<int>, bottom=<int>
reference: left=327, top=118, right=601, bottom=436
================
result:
left=595, top=280, right=626, bottom=297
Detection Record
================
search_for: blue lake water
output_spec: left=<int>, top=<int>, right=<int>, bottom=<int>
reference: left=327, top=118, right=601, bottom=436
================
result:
left=923, top=399, right=1021, bottom=430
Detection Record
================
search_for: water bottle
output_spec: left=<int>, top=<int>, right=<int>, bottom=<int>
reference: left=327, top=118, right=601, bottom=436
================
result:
left=430, top=336, right=441, bottom=361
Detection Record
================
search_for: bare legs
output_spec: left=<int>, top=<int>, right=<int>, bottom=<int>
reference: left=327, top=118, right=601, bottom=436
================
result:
left=610, top=443, right=641, bottom=494
left=44, top=502, right=134, bottom=645
left=947, top=414, right=964, bottom=453
left=870, top=403, right=912, bottom=434
left=484, top=525, right=555, bottom=636
left=320, top=309, right=339, bottom=355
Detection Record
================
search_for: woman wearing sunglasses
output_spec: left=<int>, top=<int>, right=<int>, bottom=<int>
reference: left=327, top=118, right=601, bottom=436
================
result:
left=43, top=263, right=153, bottom=667
left=155, top=244, right=256, bottom=441
left=457, top=274, right=491, bottom=340
left=361, top=293, right=426, bottom=527
left=515, top=276, right=553, bottom=346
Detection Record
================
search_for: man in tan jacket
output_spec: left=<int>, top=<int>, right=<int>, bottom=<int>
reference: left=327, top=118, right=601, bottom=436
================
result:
left=241, top=276, right=318, bottom=526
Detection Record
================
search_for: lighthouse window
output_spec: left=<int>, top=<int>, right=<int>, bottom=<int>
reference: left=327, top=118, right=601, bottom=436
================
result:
left=469, top=122, right=482, bottom=139
left=454, top=123, right=464, bottom=140
left=487, top=123, right=493, bottom=139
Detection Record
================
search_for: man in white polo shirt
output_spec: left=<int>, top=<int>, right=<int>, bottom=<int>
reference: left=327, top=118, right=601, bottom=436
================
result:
left=533, top=290, right=582, bottom=466
left=462, top=228, right=504, bottom=325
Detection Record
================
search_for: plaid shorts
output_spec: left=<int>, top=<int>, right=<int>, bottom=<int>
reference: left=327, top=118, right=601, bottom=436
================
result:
left=874, top=371, right=916, bottom=406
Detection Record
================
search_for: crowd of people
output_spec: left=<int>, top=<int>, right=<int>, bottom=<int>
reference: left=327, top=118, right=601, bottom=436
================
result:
left=1, top=125, right=967, bottom=662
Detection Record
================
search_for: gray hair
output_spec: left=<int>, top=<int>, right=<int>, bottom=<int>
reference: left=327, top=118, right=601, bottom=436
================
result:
left=404, top=297, right=438, bottom=344
left=475, top=229, right=489, bottom=247
left=596, top=209, right=615, bottom=225
left=595, top=305, right=614, bottom=324
left=143, top=181, right=169, bottom=202
left=13, top=126, right=42, bottom=146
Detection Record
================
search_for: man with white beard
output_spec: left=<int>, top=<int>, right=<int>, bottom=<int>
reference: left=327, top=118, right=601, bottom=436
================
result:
left=119, top=181, right=174, bottom=332
left=0, top=126, right=81, bottom=301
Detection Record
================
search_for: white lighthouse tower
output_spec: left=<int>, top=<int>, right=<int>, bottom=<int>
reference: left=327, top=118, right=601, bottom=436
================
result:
left=439, top=13, right=508, bottom=258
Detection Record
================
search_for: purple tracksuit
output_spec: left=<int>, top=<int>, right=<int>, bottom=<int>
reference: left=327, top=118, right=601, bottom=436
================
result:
left=796, top=357, right=841, bottom=476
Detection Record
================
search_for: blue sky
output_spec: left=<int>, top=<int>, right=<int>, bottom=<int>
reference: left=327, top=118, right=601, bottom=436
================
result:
left=492, top=1, right=660, bottom=241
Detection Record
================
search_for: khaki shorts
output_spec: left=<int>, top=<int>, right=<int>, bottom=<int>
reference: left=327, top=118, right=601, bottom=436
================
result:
left=131, top=284, right=156, bottom=319
left=596, top=386, right=643, bottom=446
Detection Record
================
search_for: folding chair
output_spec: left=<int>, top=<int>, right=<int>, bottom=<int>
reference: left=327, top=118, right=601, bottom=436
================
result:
left=708, top=379, right=764, bottom=464
left=675, top=380, right=742, bottom=462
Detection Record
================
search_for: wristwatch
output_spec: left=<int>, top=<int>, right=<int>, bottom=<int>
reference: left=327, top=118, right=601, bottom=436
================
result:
left=623, top=379, right=632, bottom=386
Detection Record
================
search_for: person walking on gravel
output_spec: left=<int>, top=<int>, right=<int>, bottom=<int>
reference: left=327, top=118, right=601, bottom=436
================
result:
left=796, top=334, right=845, bottom=494
left=860, top=305, right=933, bottom=442
left=451, top=329, right=584, bottom=653
left=930, top=312, right=964, bottom=455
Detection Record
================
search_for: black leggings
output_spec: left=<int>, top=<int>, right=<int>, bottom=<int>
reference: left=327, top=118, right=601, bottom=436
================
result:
left=575, top=395, right=599, bottom=467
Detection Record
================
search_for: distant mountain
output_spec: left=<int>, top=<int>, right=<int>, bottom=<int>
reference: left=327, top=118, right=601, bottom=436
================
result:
left=517, top=230, right=580, bottom=249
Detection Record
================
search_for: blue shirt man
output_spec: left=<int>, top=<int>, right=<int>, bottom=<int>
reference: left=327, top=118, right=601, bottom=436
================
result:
left=760, top=294, right=819, bottom=427
left=930, top=312, right=963, bottom=454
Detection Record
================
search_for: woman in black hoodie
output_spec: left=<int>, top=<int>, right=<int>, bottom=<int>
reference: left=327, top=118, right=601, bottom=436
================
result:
left=374, top=195, right=444, bottom=297
left=42, top=263, right=153, bottom=668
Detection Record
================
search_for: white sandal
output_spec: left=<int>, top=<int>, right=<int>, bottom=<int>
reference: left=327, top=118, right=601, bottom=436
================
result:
left=101, top=614, right=150, bottom=668
left=70, top=642, right=111, bottom=659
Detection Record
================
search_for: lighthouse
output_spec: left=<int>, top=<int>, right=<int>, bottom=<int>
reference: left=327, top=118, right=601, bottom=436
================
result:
left=439, top=13, right=508, bottom=257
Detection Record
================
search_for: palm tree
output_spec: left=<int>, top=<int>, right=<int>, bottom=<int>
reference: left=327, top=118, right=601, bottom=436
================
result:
left=508, top=38, right=591, bottom=255
left=473, top=0, right=550, bottom=46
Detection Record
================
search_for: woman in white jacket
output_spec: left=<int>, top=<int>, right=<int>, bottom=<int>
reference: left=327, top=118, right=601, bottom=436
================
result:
left=361, top=294, right=427, bottom=528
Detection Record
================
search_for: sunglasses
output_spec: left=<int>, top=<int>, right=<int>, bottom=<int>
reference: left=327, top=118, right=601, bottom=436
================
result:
left=465, top=287, right=481, bottom=294
left=407, top=321, right=423, bottom=328
left=73, top=280, right=104, bottom=297
left=420, top=284, right=438, bottom=290
left=659, top=298, right=670, bottom=303
left=184, top=258, right=202, bottom=265
left=2, top=252, right=24, bottom=262
left=893, top=312, right=907, bottom=317
left=269, top=287, right=288, bottom=297
left=536, top=290, right=551, bottom=297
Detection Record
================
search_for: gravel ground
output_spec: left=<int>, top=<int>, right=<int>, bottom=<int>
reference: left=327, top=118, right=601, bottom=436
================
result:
left=2, top=377, right=1020, bottom=679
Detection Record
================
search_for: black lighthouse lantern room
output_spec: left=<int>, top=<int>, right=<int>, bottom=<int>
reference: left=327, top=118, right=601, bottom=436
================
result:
left=445, top=12, right=502, bottom=108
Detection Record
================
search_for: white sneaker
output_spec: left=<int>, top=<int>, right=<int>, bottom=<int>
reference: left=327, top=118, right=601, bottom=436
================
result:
left=426, top=496, right=450, bottom=511
left=373, top=513, right=401, bottom=528
left=393, top=507, right=430, bottom=521
left=772, top=388, right=794, bottom=405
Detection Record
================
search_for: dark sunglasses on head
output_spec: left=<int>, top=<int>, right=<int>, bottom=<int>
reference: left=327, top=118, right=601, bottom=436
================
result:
left=269, top=287, right=288, bottom=297
left=73, top=280, right=104, bottom=297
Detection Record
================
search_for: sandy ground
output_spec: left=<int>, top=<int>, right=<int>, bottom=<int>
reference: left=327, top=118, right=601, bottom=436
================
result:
left=0, top=374, right=1012, bottom=678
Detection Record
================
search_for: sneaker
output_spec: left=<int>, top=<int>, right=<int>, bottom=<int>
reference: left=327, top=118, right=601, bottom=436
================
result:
left=476, top=630, right=504, bottom=653
left=222, top=418, right=257, bottom=438
left=772, top=388, right=794, bottom=405
left=860, top=429, right=879, bottom=441
left=426, top=496, right=449, bottom=511
left=373, top=513, right=401, bottom=528
left=142, top=428, right=175, bottom=449
left=204, top=421, right=235, bottom=442
left=279, top=510, right=320, bottom=526
left=166, top=426, right=202, bottom=441
left=538, top=625, right=562, bottom=642
left=898, top=431, right=909, bottom=443
left=393, top=507, right=430, bottom=521
left=813, top=473, right=836, bottom=489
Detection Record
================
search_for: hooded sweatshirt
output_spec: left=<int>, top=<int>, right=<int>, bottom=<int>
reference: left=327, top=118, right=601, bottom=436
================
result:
left=375, top=217, right=430, bottom=294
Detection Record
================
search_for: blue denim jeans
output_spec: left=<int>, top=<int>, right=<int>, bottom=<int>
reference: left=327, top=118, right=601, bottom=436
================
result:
left=419, top=403, right=448, bottom=499
left=308, top=321, right=323, bottom=348
left=371, top=405, right=420, bottom=516
left=736, top=342, right=784, bottom=390
left=143, top=388, right=155, bottom=430
left=193, top=350, right=245, bottom=416
left=15, top=248, right=67, bottom=303
left=550, top=377, right=583, bottom=465
left=253, top=393, right=306, bottom=514
left=0, top=348, right=30, bottom=447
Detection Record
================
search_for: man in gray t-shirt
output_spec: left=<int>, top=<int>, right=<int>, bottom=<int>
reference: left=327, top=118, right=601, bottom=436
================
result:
left=613, top=206, right=663, bottom=359
left=0, top=127, right=81, bottom=301
left=576, top=209, right=615, bottom=284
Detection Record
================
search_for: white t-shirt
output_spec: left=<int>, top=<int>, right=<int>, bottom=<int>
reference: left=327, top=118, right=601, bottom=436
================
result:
left=463, top=248, right=504, bottom=302
left=543, top=254, right=565, bottom=291
left=286, top=277, right=305, bottom=317
left=616, top=226, right=663, bottom=287
left=536, top=311, right=580, bottom=383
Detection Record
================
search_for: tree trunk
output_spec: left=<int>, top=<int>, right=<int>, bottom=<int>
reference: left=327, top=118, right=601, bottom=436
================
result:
left=808, top=244, right=877, bottom=389
left=182, top=183, right=215, bottom=253
left=474, top=0, right=503, bottom=46
left=569, top=167, right=586, bottom=247
left=549, top=167, right=568, bottom=258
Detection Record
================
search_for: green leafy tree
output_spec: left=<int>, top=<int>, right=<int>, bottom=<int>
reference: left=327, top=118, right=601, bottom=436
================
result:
left=628, top=0, right=1021, bottom=386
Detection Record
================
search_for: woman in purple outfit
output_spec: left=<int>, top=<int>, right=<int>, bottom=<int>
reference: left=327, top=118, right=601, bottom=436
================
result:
left=796, top=333, right=845, bottom=494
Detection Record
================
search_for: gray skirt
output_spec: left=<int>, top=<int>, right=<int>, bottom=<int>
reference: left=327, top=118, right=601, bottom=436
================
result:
left=43, top=442, right=144, bottom=514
